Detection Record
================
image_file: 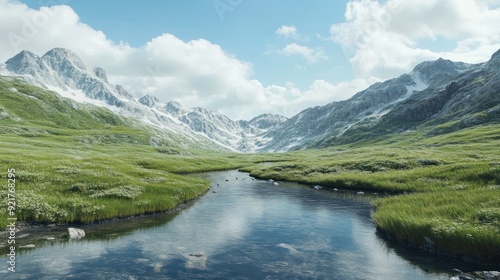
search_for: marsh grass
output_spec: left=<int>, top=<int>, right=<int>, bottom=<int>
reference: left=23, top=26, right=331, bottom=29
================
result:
left=241, top=125, right=500, bottom=261
left=0, top=76, right=498, bottom=262
left=0, top=77, right=270, bottom=227
left=0, top=135, right=270, bottom=226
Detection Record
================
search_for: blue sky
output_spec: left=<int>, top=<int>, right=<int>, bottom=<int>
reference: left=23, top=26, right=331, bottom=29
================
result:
left=18, top=0, right=351, bottom=89
left=1, top=0, right=499, bottom=119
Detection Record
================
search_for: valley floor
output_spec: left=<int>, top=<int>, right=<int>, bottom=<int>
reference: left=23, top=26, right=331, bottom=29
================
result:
left=0, top=124, right=499, bottom=266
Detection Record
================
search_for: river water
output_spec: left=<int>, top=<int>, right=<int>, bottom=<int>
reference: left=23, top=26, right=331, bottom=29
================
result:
left=0, top=170, right=482, bottom=279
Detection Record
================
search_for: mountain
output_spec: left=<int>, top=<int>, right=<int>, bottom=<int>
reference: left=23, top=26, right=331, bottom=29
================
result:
left=160, top=102, right=286, bottom=151
left=261, top=51, right=499, bottom=151
left=3, top=48, right=286, bottom=152
left=2, top=48, right=498, bottom=152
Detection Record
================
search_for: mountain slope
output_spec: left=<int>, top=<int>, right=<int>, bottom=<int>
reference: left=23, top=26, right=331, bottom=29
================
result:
left=2, top=48, right=498, bottom=153
left=3, top=48, right=286, bottom=152
left=329, top=50, right=500, bottom=146
left=261, top=50, right=499, bottom=151
left=0, top=76, right=225, bottom=150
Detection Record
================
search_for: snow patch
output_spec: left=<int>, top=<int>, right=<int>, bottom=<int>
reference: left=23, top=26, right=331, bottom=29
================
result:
left=406, top=73, right=428, bottom=94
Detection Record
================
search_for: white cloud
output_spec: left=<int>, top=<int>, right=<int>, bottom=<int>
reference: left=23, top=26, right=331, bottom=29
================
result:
left=0, top=0, right=133, bottom=64
left=275, top=25, right=308, bottom=41
left=276, top=25, right=297, bottom=37
left=0, top=0, right=363, bottom=120
left=279, top=43, right=329, bottom=64
left=331, top=0, right=500, bottom=79
left=263, top=77, right=379, bottom=116
left=7, top=0, right=496, bottom=120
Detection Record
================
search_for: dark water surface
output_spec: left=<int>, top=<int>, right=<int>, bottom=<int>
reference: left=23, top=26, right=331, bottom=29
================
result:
left=1, top=170, right=482, bottom=279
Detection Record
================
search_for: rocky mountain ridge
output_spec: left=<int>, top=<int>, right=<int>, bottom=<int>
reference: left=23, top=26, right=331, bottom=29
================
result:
left=261, top=50, right=499, bottom=151
left=3, top=48, right=287, bottom=152
left=2, top=47, right=499, bottom=152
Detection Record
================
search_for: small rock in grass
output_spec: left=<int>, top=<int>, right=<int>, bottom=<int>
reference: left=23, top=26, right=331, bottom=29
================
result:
left=19, top=244, right=36, bottom=249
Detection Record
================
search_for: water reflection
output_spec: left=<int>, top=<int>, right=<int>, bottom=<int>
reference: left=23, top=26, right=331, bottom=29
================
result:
left=0, top=170, right=478, bottom=279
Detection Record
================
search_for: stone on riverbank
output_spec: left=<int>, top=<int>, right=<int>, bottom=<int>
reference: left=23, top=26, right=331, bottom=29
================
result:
left=68, top=227, right=85, bottom=239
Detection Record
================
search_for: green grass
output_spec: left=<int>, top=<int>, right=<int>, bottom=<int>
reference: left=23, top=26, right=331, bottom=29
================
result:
left=0, top=133, right=272, bottom=226
left=1, top=76, right=499, bottom=263
left=0, top=77, right=268, bottom=227
left=241, top=125, right=500, bottom=262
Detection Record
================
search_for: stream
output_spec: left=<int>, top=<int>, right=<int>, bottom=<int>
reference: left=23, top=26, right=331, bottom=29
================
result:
left=0, top=170, right=486, bottom=279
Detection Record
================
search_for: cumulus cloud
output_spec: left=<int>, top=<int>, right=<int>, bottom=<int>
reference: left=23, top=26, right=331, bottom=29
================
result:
left=0, top=0, right=133, bottom=64
left=330, top=0, right=500, bottom=79
left=279, top=43, right=329, bottom=64
left=6, top=0, right=497, bottom=120
left=263, top=77, right=379, bottom=116
left=275, top=25, right=308, bottom=41
left=0, top=0, right=364, bottom=120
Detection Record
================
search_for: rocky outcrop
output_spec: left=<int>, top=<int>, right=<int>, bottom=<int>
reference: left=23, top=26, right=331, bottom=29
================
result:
left=138, top=95, right=159, bottom=108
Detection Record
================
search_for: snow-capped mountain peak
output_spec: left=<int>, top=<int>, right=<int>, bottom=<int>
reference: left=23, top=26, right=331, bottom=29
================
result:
left=3, top=48, right=286, bottom=152
left=4, top=47, right=497, bottom=152
left=42, top=48, right=88, bottom=71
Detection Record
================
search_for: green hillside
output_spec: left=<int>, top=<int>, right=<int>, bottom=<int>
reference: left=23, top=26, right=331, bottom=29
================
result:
left=0, top=77, right=268, bottom=226
left=241, top=125, right=500, bottom=262
left=0, top=76, right=498, bottom=264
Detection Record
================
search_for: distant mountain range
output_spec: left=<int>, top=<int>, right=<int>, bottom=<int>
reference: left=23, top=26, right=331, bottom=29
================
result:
left=1, top=48, right=286, bottom=152
left=264, top=50, right=500, bottom=151
left=1, top=47, right=499, bottom=152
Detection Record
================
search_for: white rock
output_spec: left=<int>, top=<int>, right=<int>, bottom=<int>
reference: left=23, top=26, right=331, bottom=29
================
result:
left=68, top=227, right=85, bottom=239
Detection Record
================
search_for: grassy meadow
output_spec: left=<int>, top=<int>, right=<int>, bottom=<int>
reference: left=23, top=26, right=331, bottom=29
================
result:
left=0, top=132, right=271, bottom=227
left=241, top=125, right=500, bottom=262
left=1, top=76, right=499, bottom=263
left=0, top=77, right=273, bottom=227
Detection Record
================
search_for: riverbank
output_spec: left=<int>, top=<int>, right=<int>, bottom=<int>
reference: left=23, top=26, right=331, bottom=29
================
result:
left=0, top=131, right=281, bottom=229
left=0, top=191, right=206, bottom=254
left=1, top=120, right=498, bottom=267
left=244, top=163, right=499, bottom=266
left=240, top=125, right=500, bottom=266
